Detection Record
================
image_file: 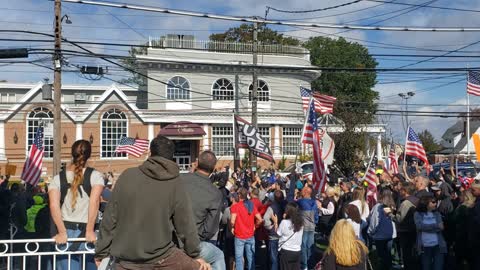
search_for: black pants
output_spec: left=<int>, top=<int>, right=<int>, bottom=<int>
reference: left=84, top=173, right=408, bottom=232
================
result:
left=374, top=239, right=392, bottom=270
left=398, top=232, right=418, bottom=270
left=279, top=249, right=301, bottom=270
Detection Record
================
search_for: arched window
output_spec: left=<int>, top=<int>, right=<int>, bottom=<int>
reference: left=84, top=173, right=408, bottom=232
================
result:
left=27, top=107, right=54, bottom=158
left=167, top=76, right=191, bottom=100
left=101, top=108, right=128, bottom=158
left=212, top=78, right=234, bottom=101
left=249, top=80, right=269, bottom=102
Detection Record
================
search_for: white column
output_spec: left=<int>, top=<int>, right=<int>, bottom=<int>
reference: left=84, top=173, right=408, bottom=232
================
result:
left=148, top=123, right=155, bottom=141
left=0, top=122, right=6, bottom=161
left=203, top=124, right=210, bottom=150
left=274, top=125, right=281, bottom=156
left=376, top=133, right=383, bottom=161
left=75, top=123, right=83, bottom=141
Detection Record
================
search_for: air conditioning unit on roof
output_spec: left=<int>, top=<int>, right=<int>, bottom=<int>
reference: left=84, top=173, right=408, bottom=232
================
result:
left=74, top=92, right=86, bottom=102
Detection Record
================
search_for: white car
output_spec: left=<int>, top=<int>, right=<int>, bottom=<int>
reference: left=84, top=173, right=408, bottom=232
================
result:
left=278, top=161, right=314, bottom=179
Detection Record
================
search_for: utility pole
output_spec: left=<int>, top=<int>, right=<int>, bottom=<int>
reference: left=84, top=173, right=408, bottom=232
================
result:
left=398, top=91, right=415, bottom=132
left=53, top=0, right=62, bottom=175
left=250, top=19, right=258, bottom=173
left=234, top=73, right=240, bottom=171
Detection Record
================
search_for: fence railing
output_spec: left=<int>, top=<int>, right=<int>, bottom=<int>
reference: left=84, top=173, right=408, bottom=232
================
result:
left=0, top=238, right=94, bottom=270
left=148, top=37, right=310, bottom=59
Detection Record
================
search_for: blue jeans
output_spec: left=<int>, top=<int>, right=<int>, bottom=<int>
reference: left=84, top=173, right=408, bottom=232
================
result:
left=199, top=241, right=226, bottom=270
left=421, top=245, right=444, bottom=270
left=57, top=227, right=96, bottom=270
left=268, top=239, right=279, bottom=270
left=234, top=236, right=255, bottom=270
left=301, top=231, right=314, bottom=269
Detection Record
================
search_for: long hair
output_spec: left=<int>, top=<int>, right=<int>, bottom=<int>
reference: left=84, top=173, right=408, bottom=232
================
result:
left=345, top=204, right=362, bottom=224
left=284, top=202, right=303, bottom=232
left=462, top=190, right=476, bottom=208
left=378, top=188, right=396, bottom=210
left=352, top=187, right=367, bottom=214
left=327, top=220, right=368, bottom=266
left=70, top=140, right=91, bottom=210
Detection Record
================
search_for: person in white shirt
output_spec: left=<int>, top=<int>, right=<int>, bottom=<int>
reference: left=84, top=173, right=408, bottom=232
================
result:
left=272, top=202, right=304, bottom=270
left=349, top=186, right=370, bottom=221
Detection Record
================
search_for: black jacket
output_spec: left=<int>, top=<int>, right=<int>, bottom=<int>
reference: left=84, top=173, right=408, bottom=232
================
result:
left=321, top=249, right=367, bottom=270
left=95, top=156, right=200, bottom=262
left=181, top=172, right=223, bottom=242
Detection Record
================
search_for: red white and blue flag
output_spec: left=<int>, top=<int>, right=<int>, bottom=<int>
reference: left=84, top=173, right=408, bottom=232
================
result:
left=21, top=126, right=44, bottom=186
left=386, top=144, right=399, bottom=174
left=467, top=71, right=480, bottom=96
left=405, top=127, right=429, bottom=167
left=302, top=99, right=327, bottom=192
left=300, top=87, right=336, bottom=114
left=115, top=137, right=149, bottom=157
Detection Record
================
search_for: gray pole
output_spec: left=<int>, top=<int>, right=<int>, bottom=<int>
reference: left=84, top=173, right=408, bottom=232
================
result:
left=53, top=0, right=62, bottom=175
left=250, top=20, right=258, bottom=172
left=234, top=73, right=240, bottom=170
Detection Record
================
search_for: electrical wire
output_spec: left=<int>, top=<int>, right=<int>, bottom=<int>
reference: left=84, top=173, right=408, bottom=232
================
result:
left=265, top=0, right=363, bottom=14
left=363, top=0, right=480, bottom=13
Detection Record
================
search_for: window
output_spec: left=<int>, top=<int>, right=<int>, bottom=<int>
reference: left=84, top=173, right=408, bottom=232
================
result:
left=212, top=126, right=233, bottom=156
left=167, top=76, right=190, bottom=100
left=101, top=108, right=128, bottom=158
left=282, top=127, right=302, bottom=155
left=27, top=107, right=54, bottom=158
left=257, top=126, right=271, bottom=148
left=212, top=78, right=234, bottom=101
left=0, top=93, right=15, bottom=103
left=249, top=80, right=269, bottom=102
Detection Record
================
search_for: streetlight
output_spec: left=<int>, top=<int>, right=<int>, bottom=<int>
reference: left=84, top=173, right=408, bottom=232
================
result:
left=398, top=91, right=415, bottom=131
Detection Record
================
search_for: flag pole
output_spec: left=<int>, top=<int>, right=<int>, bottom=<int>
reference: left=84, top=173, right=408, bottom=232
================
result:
left=467, top=69, right=471, bottom=159
left=403, top=125, right=409, bottom=177
left=362, top=149, right=375, bottom=182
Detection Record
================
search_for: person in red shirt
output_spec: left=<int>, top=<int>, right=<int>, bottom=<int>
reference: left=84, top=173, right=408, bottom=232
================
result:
left=230, top=188, right=263, bottom=270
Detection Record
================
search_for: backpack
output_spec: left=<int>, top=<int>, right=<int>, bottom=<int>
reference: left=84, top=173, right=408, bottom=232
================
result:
left=59, top=167, right=94, bottom=206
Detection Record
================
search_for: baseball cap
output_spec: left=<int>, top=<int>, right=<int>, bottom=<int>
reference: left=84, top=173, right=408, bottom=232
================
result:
left=430, top=182, right=442, bottom=192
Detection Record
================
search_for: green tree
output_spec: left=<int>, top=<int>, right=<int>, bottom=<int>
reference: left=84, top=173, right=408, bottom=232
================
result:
left=304, top=37, right=379, bottom=176
left=209, top=23, right=300, bottom=45
left=418, top=130, right=441, bottom=153
left=119, top=46, right=147, bottom=86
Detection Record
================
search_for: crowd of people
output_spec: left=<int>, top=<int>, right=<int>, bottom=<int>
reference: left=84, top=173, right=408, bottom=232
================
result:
left=1, top=135, right=480, bottom=270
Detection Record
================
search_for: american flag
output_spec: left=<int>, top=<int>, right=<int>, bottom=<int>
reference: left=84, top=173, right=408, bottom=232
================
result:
left=21, top=126, right=44, bottom=186
left=115, top=137, right=149, bottom=157
left=364, top=166, right=377, bottom=188
left=387, top=144, right=399, bottom=174
left=405, top=127, right=429, bottom=167
left=302, top=99, right=327, bottom=192
left=467, top=71, right=480, bottom=96
left=300, top=87, right=336, bottom=114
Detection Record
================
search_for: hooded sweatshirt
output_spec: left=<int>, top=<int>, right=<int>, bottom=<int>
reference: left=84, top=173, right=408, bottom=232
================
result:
left=95, top=156, right=200, bottom=263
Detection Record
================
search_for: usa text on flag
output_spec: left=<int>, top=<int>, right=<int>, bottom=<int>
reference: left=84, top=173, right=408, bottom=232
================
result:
left=467, top=71, right=480, bottom=96
left=405, top=127, right=429, bottom=166
left=302, top=99, right=327, bottom=192
left=115, top=137, right=149, bottom=157
left=300, top=87, right=336, bottom=114
left=21, top=126, right=44, bottom=186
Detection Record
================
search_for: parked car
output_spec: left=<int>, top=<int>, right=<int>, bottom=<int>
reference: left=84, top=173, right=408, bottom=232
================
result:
left=432, top=161, right=478, bottom=177
left=279, top=161, right=313, bottom=178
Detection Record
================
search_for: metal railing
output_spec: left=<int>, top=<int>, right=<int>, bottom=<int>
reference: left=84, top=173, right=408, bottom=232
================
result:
left=0, top=238, right=94, bottom=270
left=148, top=37, right=310, bottom=59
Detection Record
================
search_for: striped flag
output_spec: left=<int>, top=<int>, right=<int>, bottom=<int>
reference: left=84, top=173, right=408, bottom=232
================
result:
left=363, top=156, right=378, bottom=206
left=300, top=87, right=336, bottom=114
left=467, top=71, right=480, bottom=96
left=364, top=166, right=377, bottom=188
left=405, top=127, right=429, bottom=167
left=302, top=99, right=327, bottom=192
left=115, top=137, right=149, bottom=157
left=386, top=144, right=399, bottom=174
left=21, top=126, right=44, bottom=186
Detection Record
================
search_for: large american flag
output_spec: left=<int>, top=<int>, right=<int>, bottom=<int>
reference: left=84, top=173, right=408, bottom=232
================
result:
left=21, top=126, right=44, bottom=186
left=467, top=71, right=480, bottom=96
left=405, top=127, right=429, bottom=167
left=300, top=87, right=336, bottom=114
left=386, top=144, right=399, bottom=174
left=115, top=137, right=149, bottom=157
left=302, top=99, right=327, bottom=192
left=364, top=166, right=377, bottom=188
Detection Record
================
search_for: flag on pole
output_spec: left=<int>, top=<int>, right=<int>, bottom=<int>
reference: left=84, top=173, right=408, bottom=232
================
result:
left=21, top=126, right=44, bottom=186
left=405, top=127, right=429, bottom=167
left=115, top=137, right=149, bottom=157
left=386, top=144, right=399, bottom=174
left=363, top=153, right=378, bottom=206
left=300, top=87, right=336, bottom=114
left=302, top=99, right=327, bottom=192
left=467, top=71, right=480, bottom=96
left=364, top=166, right=377, bottom=188
left=234, top=116, right=274, bottom=162
left=319, top=128, right=335, bottom=166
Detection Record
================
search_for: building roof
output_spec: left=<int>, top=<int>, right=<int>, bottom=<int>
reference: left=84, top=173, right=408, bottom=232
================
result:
left=440, top=120, right=480, bottom=154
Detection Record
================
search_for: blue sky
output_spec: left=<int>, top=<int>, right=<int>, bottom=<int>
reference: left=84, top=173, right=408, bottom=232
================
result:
left=1, top=0, right=480, bottom=141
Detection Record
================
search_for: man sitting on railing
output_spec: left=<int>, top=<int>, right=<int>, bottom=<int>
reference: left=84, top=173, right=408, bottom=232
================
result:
left=95, top=135, right=211, bottom=270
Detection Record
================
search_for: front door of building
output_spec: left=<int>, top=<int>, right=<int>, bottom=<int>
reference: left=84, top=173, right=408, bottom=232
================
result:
left=173, top=140, right=192, bottom=171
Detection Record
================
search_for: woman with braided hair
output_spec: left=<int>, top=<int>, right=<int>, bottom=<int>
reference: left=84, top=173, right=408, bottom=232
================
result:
left=48, top=140, right=104, bottom=270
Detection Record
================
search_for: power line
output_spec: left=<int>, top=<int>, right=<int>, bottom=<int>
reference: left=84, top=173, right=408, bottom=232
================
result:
left=59, top=0, right=480, bottom=32
left=266, top=0, right=363, bottom=14
left=363, top=0, right=480, bottom=13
